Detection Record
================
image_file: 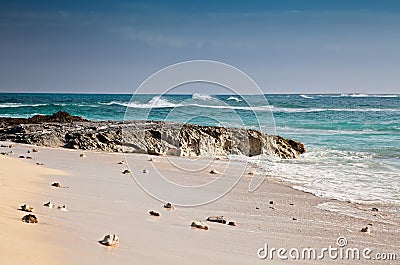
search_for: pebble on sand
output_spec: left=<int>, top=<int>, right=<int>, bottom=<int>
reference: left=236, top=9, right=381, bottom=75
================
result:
left=207, top=216, right=227, bottom=224
left=227, top=221, right=236, bottom=226
left=57, top=205, right=68, bottom=212
left=143, top=168, right=149, bottom=173
left=371, top=207, right=379, bottom=212
left=20, top=204, right=34, bottom=212
left=43, top=201, right=55, bottom=208
left=122, top=169, right=130, bottom=174
left=209, top=169, right=221, bottom=174
left=149, top=210, right=160, bottom=217
left=118, top=161, right=125, bottom=164
left=79, top=154, right=86, bottom=158
left=22, top=214, right=38, bottom=224
left=360, top=226, right=371, bottom=235
left=51, top=182, right=61, bottom=188
left=163, top=202, right=174, bottom=209
left=98, top=234, right=119, bottom=247
left=36, top=162, right=44, bottom=166
left=191, top=221, right=208, bottom=230
left=26, top=156, right=33, bottom=159
left=32, top=148, right=39, bottom=152
left=19, top=155, right=25, bottom=159
left=269, top=200, right=276, bottom=205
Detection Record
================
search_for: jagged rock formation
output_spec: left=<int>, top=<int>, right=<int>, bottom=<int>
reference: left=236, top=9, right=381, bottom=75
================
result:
left=0, top=112, right=306, bottom=159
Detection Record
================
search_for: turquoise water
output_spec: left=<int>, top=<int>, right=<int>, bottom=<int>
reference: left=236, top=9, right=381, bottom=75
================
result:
left=1, top=93, right=399, bottom=205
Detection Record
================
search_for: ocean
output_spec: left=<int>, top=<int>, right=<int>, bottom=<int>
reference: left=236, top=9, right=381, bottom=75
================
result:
left=1, top=93, right=399, bottom=206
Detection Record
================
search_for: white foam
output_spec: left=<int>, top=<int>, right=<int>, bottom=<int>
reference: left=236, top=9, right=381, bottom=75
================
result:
left=299, top=95, right=314, bottom=99
left=0, top=103, right=48, bottom=108
left=191, top=94, right=216, bottom=101
left=227, top=96, right=242, bottom=102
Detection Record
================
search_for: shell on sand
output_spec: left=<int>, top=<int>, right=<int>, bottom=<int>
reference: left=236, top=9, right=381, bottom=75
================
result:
left=22, top=214, right=38, bottom=223
left=98, top=234, right=119, bottom=247
left=163, top=202, right=174, bottom=209
left=207, top=216, right=226, bottom=224
left=20, top=204, right=34, bottom=212
left=191, top=221, right=208, bottom=230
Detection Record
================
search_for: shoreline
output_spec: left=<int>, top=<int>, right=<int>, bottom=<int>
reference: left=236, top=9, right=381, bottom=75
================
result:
left=1, top=141, right=399, bottom=264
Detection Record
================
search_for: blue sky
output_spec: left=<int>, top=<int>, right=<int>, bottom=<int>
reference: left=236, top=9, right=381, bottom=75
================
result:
left=0, top=0, right=399, bottom=94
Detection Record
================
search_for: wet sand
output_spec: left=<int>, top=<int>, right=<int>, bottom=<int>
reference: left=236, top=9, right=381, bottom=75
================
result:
left=0, top=142, right=398, bottom=264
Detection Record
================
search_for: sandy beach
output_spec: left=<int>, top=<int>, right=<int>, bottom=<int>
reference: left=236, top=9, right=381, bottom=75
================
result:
left=0, top=141, right=398, bottom=264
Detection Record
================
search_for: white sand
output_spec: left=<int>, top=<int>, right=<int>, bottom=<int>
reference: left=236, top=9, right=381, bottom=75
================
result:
left=0, top=142, right=398, bottom=264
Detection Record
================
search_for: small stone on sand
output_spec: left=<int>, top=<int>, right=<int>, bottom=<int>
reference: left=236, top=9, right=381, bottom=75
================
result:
left=79, top=154, right=86, bottom=158
left=57, top=205, right=68, bottom=212
left=360, top=226, right=371, bottom=235
left=26, top=156, right=33, bottom=159
left=293, top=218, right=297, bottom=221
left=269, top=200, right=276, bottom=205
left=191, top=221, right=208, bottom=230
left=122, top=169, right=130, bottom=174
left=209, top=169, right=220, bottom=174
left=142, top=169, right=149, bottom=173
left=149, top=210, right=160, bottom=217
left=36, top=162, right=44, bottom=165
left=118, top=161, right=124, bottom=164
left=163, top=202, right=174, bottom=209
left=98, top=234, right=119, bottom=247
left=227, top=221, right=236, bottom=226
left=371, top=207, right=379, bottom=212
left=32, top=148, right=39, bottom=152
left=43, top=201, right=55, bottom=208
left=20, top=204, right=34, bottom=212
left=51, top=182, right=61, bottom=188
left=22, top=214, right=38, bottom=223
left=19, top=155, right=25, bottom=159
left=207, top=216, right=226, bottom=224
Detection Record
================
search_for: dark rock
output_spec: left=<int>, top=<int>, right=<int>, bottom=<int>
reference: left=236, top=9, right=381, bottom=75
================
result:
left=51, top=182, right=61, bottom=188
left=163, top=202, right=174, bottom=209
left=22, top=214, right=38, bottom=223
left=0, top=112, right=306, bottom=159
left=149, top=210, right=160, bottom=217
left=227, top=221, right=236, bottom=226
left=371, top=207, right=379, bottom=212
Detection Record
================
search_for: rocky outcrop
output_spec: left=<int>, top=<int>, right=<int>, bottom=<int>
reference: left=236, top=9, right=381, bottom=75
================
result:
left=0, top=112, right=306, bottom=159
